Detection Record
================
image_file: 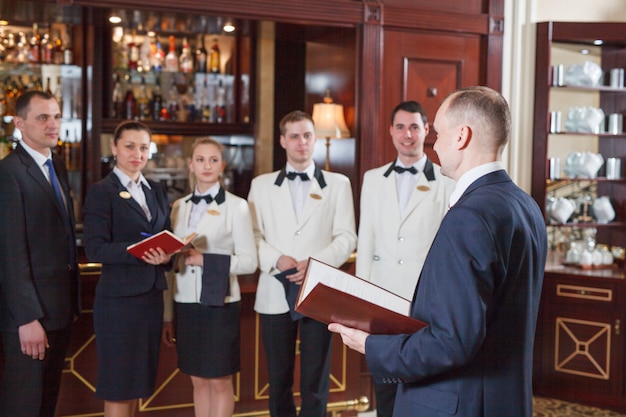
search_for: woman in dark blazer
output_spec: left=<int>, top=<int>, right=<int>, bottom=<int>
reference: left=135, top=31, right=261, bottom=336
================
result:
left=83, top=121, right=172, bottom=417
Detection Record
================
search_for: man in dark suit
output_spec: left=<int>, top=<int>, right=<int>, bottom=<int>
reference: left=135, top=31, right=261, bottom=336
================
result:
left=330, top=86, right=547, bottom=417
left=0, top=91, right=80, bottom=417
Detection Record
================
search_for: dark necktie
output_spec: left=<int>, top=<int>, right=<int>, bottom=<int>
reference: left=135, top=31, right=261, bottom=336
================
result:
left=45, top=159, right=75, bottom=266
left=394, top=165, right=418, bottom=175
left=286, top=172, right=310, bottom=181
left=45, top=159, right=69, bottom=216
left=188, top=194, right=214, bottom=204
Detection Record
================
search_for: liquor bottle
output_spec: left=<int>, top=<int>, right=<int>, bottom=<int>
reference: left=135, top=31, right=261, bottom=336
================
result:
left=194, top=34, right=207, bottom=73
left=140, top=36, right=151, bottom=72
left=53, top=76, right=63, bottom=116
left=208, top=38, right=220, bottom=74
left=151, top=76, right=163, bottom=120
left=41, top=32, right=52, bottom=64
left=70, top=128, right=81, bottom=171
left=123, top=85, right=137, bottom=120
left=200, top=76, right=211, bottom=122
left=152, top=41, right=164, bottom=72
left=29, top=23, right=41, bottom=63
left=179, top=37, right=193, bottom=73
left=214, top=79, right=226, bottom=123
left=166, top=84, right=179, bottom=121
left=63, top=129, right=71, bottom=170
left=63, top=31, right=73, bottom=65
left=111, top=73, right=123, bottom=118
left=164, top=35, right=179, bottom=72
left=137, top=76, right=151, bottom=120
left=127, top=29, right=139, bottom=70
left=52, top=29, right=64, bottom=65
left=16, top=32, right=29, bottom=63
left=45, top=77, right=52, bottom=95
left=56, top=129, right=66, bottom=162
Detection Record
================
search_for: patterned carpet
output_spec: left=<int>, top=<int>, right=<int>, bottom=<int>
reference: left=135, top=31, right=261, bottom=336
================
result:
left=533, top=397, right=626, bottom=416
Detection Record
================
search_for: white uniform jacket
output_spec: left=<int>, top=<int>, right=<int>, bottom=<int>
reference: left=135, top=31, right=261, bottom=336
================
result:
left=356, top=158, right=455, bottom=298
left=163, top=188, right=258, bottom=321
left=248, top=167, right=357, bottom=315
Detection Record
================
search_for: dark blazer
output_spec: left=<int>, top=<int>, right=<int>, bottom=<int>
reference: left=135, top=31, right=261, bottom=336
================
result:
left=365, top=170, right=548, bottom=417
left=83, top=171, right=170, bottom=297
left=0, top=143, right=79, bottom=332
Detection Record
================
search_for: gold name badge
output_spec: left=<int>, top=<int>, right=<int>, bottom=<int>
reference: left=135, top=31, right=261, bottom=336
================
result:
left=416, top=185, right=430, bottom=192
left=119, top=191, right=131, bottom=199
left=207, top=209, right=221, bottom=216
left=310, top=193, right=322, bottom=200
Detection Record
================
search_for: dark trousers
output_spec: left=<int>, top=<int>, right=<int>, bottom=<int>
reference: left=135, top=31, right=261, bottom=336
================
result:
left=1, top=326, right=71, bottom=417
left=261, top=313, right=333, bottom=417
left=374, top=380, right=398, bottom=417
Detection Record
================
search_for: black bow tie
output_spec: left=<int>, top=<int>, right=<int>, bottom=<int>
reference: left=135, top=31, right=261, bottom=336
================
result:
left=187, top=194, right=214, bottom=204
left=286, top=172, right=310, bottom=181
left=394, top=165, right=418, bottom=175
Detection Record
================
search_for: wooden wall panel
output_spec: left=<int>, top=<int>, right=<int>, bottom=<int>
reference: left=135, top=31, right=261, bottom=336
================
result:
left=376, top=29, right=481, bottom=167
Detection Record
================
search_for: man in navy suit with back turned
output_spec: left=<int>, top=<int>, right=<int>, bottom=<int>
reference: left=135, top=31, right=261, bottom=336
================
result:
left=0, top=91, right=80, bottom=417
left=330, top=86, right=547, bottom=417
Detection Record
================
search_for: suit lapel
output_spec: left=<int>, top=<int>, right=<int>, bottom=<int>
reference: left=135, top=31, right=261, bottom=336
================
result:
left=17, top=145, right=65, bottom=219
left=298, top=178, right=324, bottom=227
left=108, top=173, right=152, bottom=223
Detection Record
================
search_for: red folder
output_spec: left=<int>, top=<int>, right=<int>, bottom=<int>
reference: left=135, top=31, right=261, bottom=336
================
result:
left=126, top=230, right=197, bottom=259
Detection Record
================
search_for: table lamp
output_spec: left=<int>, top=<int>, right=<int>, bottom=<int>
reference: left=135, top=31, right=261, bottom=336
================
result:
left=312, top=90, right=351, bottom=171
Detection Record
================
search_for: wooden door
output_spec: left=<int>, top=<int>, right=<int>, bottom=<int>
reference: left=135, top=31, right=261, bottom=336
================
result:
left=379, top=29, right=481, bottom=166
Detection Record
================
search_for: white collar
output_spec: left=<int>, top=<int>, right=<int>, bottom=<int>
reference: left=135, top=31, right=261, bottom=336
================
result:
left=20, top=140, right=51, bottom=167
left=449, top=162, right=503, bottom=208
left=113, top=166, right=151, bottom=189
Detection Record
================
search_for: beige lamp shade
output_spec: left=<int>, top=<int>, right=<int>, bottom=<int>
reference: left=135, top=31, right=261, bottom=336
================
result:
left=312, top=94, right=351, bottom=139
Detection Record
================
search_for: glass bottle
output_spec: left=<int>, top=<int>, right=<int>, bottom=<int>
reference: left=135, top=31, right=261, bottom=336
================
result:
left=194, top=34, right=207, bottom=73
left=140, top=36, right=151, bottom=72
left=137, top=76, right=150, bottom=120
left=151, top=76, right=163, bottom=120
left=200, top=76, right=211, bottom=122
left=111, top=73, right=123, bottom=119
left=63, top=31, right=73, bottom=65
left=41, top=32, right=52, bottom=64
left=53, top=29, right=64, bottom=65
left=29, top=23, right=41, bottom=63
left=179, top=37, right=193, bottom=73
left=53, top=76, right=63, bottom=116
left=164, top=35, right=179, bottom=72
left=123, top=85, right=137, bottom=120
left=127, top=29, right=139, bottom=71
left=209, top=38, right=220, bottom=74
left=63, top=129, right=72, bottom=170
left=214, top=79, right=226, bottom=123
left=152, top=41, right=164, bottom=72
left=45, top=77, right=52, bottom=95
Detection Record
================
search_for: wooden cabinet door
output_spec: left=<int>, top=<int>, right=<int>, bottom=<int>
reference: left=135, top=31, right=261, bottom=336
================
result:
left=538, top=277, right=624, bottom=399
left=379, top=29, right=481, bottom=165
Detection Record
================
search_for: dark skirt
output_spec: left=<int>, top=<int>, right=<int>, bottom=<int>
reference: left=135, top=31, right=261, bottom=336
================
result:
left=175, top=301, right=240, bottom=378
left=93, top=287, right=163, bottom=400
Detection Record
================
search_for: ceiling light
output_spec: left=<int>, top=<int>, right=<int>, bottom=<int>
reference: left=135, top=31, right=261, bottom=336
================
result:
left=109, top=13, right=122, bottom=25
left=223, top=21, right=235, bottom=33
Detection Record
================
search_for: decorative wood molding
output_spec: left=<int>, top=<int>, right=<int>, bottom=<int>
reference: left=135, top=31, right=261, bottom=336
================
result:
left=73, top=0, right=364, bottom=26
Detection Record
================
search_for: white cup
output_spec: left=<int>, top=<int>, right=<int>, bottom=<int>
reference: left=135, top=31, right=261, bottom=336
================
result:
left=578, top=152, right=604, bottom=179
left=550, top=197, right=576, bottom=224
left=593, top=196, right=616, bottom=224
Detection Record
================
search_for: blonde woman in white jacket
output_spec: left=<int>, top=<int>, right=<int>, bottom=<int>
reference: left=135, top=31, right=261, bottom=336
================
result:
left=162, top=137, right=257, bottom=417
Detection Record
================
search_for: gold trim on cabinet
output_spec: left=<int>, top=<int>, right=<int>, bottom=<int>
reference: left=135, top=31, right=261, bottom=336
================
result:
left=556, top=284, right=612, bottom=302
left=554, top=317, right=611, bottom=380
